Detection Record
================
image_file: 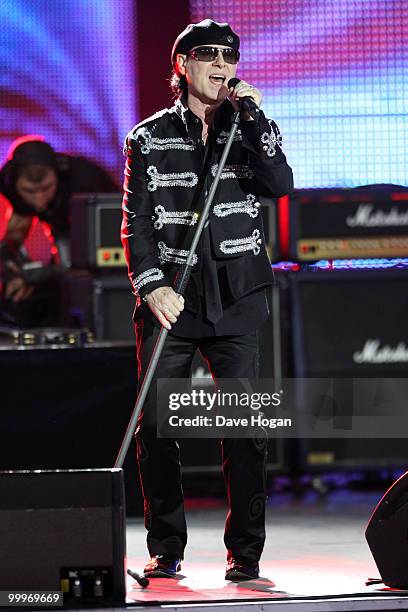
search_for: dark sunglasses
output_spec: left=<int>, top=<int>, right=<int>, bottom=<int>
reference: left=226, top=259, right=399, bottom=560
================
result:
left=187, top=46, right=240, bottom=64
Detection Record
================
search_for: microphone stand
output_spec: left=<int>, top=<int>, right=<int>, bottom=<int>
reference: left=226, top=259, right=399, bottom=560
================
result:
left=115, top=108, right=241, bottom=470
left=115, top=108, right=241, bottom=588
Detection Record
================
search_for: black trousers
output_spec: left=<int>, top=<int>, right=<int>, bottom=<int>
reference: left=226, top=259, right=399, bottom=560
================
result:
left=135, top=318, right=267, bottom=563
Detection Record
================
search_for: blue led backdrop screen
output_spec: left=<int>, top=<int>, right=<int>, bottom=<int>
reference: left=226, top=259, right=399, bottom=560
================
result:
left=2, top=0, right=406, bottom=192
left=0, top=0, right=137, bottom=184
left=191, top=0, right=407, bottom=188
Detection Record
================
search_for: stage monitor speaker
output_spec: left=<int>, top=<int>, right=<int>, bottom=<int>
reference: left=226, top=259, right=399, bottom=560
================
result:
left=0, top=344, right=143, bottom=518
left=0, top=469, right=126, bottom=604
left=366, top=471, right=408, bottom=588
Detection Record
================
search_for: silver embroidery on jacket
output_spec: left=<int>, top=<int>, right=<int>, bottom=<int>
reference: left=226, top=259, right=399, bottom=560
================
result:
left=261, top=120, right=283, bottom=157
left=173, top=98, right=188, bottom=128
left=134, top=126, right=195, bottom=154
left=211, top=164, right=254, bottom=180
left=213, top=194, right=260, bottom=219
left=158, top=241, right=198, bottom=266
left=133, top=267, right=164, bottom=293
left=216, top=130, right=242, bottom=145
left=147, top=166, right=198, bottom=192
left=220, top=229, right=262, bottom=256
left=154, top=205, right=198, bottom=230
left=124, top=107, right=170, bottom=155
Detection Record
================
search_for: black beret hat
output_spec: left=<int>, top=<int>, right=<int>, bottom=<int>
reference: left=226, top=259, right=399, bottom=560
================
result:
left=171, top=19, right=240, bottom=64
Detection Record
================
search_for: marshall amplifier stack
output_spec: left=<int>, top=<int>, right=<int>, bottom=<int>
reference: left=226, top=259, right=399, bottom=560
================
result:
left=284, top=185, right=408, bottom=471
left=290, top=186, right=408, bottom=261
left=63, top=194, right=135, bottom=340
left=289, top=262, right=408, bottom=470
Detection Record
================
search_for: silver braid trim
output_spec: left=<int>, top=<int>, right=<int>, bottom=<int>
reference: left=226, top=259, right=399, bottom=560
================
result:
left=211, top=163, right=254, bottom=180
left=216, top=129, right=242, bottom=145
left=147, top=166, right=198, bottom=192
left=158, top=241, right=198, bottom=266
left=133, top=267, right=164, bottom=293
left=134, top=126, right=195, bottom=154
left=220, top=229, right=262, bottom=256
left=261, top=120, right=283, bottom=157
left=154, top=205, right=198, bottom=230
left=213, top=194, right=260, bottom=219
left=174, top=98, right=188, bottom=128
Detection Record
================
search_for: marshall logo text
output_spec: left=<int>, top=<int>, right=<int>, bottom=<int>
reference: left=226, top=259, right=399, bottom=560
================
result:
left=346, top=204, right=408, bottom=228
left=353, top=339, right=408, bottom=364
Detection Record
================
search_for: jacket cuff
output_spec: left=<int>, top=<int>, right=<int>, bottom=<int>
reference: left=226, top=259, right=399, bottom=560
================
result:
left=130, top=267, right=171, bottom=298
left=240, top=110, right=282, bottom=158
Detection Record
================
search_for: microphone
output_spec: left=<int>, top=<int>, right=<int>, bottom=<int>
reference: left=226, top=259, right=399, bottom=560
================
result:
left=227, top=78, right=259, bottom=117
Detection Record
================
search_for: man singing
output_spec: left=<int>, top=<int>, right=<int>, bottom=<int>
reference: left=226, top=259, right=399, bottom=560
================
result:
left=122, top=19, right=293, bottom=581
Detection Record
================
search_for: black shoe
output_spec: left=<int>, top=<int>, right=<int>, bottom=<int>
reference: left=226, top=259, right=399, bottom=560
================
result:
left=225, top=558, right=260, bottom=581
left=143, top=555, right=181, bottom=578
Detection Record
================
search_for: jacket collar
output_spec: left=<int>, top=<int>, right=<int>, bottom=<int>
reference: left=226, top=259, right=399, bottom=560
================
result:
left=173, top=97, right=189, bottom=129
left=172, top=95, right=235, bottom=138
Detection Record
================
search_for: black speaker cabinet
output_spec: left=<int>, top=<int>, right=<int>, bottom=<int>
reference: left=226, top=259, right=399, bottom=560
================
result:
left=258, top=276, right=295, bottom=474
left=291, top=267, right=408, bottom=378
left=0, top=343, right=143, bottom=518
left=70, top=193, right=125, bottom=269
left=61, top=270, right=135, bottom=341
left=258, top=271, right=293, bottom=379
left=180, top=278, right=294, bottom=477
left=260, top=198, right=279, bottom=262
left=366, top=471, right=408, bottom=588
left=0, top=469, right=126, bottom=604
left=290, top=266, right=408, bottom=470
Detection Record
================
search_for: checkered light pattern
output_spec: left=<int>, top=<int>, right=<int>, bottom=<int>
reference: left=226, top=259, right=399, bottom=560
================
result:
left=190, top=0, right=408, bottom=188
left=0, top=0, right=137, bottom=259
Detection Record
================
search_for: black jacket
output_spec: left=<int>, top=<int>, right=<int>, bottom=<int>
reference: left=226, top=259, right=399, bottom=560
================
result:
left=121, top=98, right=293, bottom=314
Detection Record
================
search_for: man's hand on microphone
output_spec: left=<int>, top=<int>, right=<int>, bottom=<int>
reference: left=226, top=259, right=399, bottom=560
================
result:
left=228, top=80, right=262, bottom=120
left=145, top=286, right=184, bottom=331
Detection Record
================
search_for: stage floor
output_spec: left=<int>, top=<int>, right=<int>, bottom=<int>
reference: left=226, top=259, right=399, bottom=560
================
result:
left=125, top=488, right=408, bottom=611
